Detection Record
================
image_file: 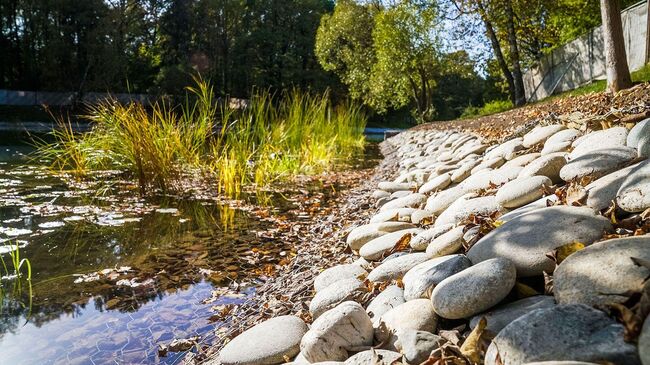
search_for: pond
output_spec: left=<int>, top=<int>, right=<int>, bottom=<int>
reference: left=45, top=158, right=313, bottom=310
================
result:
left=0, top=132, right=380, bottom=364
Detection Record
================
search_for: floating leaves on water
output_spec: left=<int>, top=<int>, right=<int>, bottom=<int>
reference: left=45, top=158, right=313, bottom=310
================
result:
left=38, top=221, right=65, bottom=229
left=0, top=227, right=32, bottom=237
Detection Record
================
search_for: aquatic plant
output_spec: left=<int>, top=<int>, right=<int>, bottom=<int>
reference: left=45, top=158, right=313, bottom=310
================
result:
left=0, top=241, right=33, bottom=314
left=37, top=79, right=367, bottom=198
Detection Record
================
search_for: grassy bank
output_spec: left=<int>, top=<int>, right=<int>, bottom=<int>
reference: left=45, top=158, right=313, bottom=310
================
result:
left=37, top=80, right=367, bottom=198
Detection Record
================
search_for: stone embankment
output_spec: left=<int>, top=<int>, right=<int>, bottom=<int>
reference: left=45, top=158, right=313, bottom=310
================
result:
left=212, top=120, right=650, bottom=365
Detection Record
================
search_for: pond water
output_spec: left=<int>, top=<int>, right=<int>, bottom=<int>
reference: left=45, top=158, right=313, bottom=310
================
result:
left=0, top=132, right=380, bottom=364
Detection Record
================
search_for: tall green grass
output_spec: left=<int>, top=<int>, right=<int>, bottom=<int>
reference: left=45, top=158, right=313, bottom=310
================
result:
left=0, top=241, right=32, bottom=314
left=38, top=79, right=367, bottom=198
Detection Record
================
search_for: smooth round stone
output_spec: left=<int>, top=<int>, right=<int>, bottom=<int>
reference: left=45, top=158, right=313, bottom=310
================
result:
left=484, top=138, right=524, bottom=160
left=496, top=176, right=552, bottom=208
left=570, top=126, right=628, bottom=159
left=467, top=206, right=611, bottom=277
left=372, top=190, right=391, bottom=200
left=471, top=157, right=505, bottom=174
left=309, top=278, right=367, bottom=319
left=518, top=153, right=567, bottom=183
left=435, top=196, right=504, bottom=227
left=560, top=146, right=638, bottom=181
left=424, top=186, right=467, bottom=214
left=499, top=194, right=557, bottom=222
left=523, top=125, right=566, bottom=147
left=344, top=350, right=402, bottom=365
left=390, top=190, right=412, bottom=199
left=393, top=329, right=444, bottom=364
left=425, top=226, right=466, bottom=256
left=502, top=153, right=541, bottom=169
left=545, top=128, right=581, bottom=146
left=377, top=181, right=415, bottom=193
left=359, top=228, right=422, bottom=261
left=639, top=132, right=650, bottom=158
left=376, top=299, right=438, bottom=345
left=403, top=254, right=471, bottom=301
left=627, top=118, right=650, bottom=147
left=431, top=257, right=516, bottom=319
left=451, top=160, right=480, bottom=182
left=369, top=208, right=418, bottom=224
left=366, top=285, right=405, bottom=324
left=410, top=209, right=434, bottom=225
left=346, top=222, right=416, bottom=251
left=435, top=164, right=458, bottom=175
left=300, top=301, right=374, bottom=363
left=219, top=315, right=308, bottom=365
left=541, top=141, right=572, bottom=155
left=554, top=236, right=650, bottom=307
left=314, top=264, right=368, bottom=292
left=484, top=304, right=641, bottom=365
left=379, top=193, right=427, bottom=212
left=410, top=224, right=454, bottom=251
left=469, top=295, right=556, bottom=335
left=640, top=315, right=650, bottom=365
left=585, top=162, right=641, bottom=211
left=460, top=167, right=522, bottom=192
left=419, top=173, right=451, bottom=194
left=617, top=160, right=650, bottom=212
left=367, top=253, right=431, bottom=282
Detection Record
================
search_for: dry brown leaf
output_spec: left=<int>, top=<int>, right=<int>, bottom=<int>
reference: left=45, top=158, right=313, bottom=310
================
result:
left=515, top=282, right=540, bottom=298
left=460, top=317, right=486, bottom=363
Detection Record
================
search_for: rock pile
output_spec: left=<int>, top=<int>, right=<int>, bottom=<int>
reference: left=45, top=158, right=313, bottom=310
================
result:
left=213, top=121, right=650, bottom=365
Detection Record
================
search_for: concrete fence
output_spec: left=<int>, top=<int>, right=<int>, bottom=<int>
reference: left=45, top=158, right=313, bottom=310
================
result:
left=524, top=1, right=648, bottom=102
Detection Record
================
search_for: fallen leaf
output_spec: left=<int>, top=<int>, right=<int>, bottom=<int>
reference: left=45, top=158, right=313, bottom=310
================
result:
left=460, top=317, right=486, bottom=363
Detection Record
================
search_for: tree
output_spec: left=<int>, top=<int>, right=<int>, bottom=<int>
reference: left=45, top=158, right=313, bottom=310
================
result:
left=600, top=0, right=632, bottom=92
left=370, top=1, right=440, bottom=119
left=315, top=0, right=376, bottom=101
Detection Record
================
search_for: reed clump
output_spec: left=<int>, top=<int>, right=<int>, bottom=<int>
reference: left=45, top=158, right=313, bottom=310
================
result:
left=38, top=80, right=367, bottom=197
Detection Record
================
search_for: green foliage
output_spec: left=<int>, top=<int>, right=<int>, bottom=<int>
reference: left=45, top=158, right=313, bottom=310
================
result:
left=0, top=241, right=33, bottom=314
left=461, top=99, right=513, bottom=118
left=37, top=79, right=366, bottom=197
left=369, top=1, right=439, bottom=119
left=0, top=0, right=338, bottom=97
left=315, top=0, right=376, bottom=101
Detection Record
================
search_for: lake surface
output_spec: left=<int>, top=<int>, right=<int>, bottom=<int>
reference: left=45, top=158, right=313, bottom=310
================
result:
left=0, top=133, right=380, bottom=364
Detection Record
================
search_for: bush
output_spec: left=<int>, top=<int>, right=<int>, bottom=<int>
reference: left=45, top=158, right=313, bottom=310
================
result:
left=460, top=99, right=513, bottom=119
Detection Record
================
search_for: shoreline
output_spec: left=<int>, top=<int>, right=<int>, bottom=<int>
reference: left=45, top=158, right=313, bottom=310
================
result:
left=199, top=139, right=403, bottom=363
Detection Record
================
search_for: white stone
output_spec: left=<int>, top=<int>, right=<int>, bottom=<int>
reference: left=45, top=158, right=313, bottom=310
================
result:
left=425, top=226, right=466, bottom=257
left=220, top=315, right=308, bottom=365
left=431, top=257, right=516, bottom=319
left=403, top=254, right=471, bottom=301
left=359, top=228, right=422, bottom=261
left=314, top=264, right=367, bottom=292
left=518, top=153, right=567, bottom=183
left=300, top=302, right=374, bottom=363
left=467, top=206, right=612, bottom=277
left=617, top=160, right=650, bottom=212
left=495, top=176, right=552, bottom=208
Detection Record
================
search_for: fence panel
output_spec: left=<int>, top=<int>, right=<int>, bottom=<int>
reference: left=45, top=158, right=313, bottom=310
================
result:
left=524, top=1, right=647, bottom=101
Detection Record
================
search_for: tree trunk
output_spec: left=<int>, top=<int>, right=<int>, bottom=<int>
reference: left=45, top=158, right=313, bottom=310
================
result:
left=601, top=0, right=632, bottom=92
left=504, top=0, right=526, bottom=106
left=476, top=0, right=516, bottom=104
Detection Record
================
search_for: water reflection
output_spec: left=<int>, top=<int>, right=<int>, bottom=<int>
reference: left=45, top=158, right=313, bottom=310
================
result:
left=0, top=136, right=381, bottom=364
